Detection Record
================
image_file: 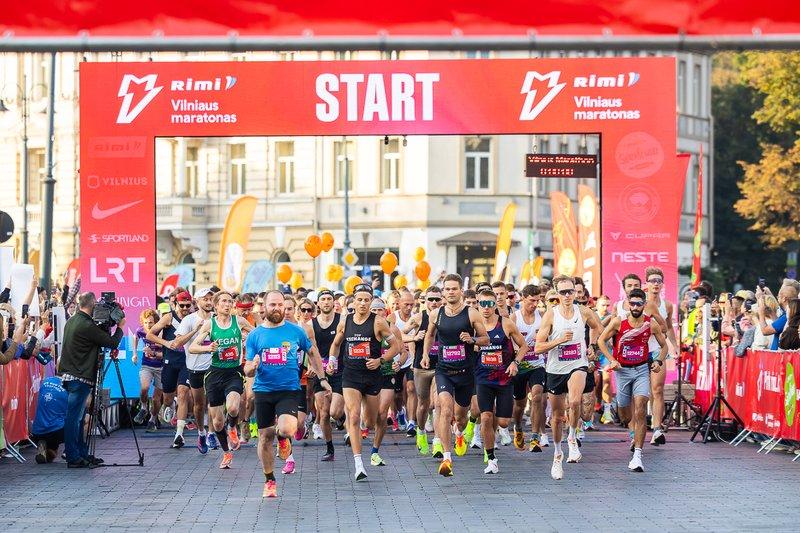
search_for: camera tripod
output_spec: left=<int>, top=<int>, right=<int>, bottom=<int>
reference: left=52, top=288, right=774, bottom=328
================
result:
left=85, top=348, right=144, bottom=467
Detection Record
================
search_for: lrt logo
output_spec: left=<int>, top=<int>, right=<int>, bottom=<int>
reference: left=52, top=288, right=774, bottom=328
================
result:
left=519, top=71, right=566, bottom=121
left=117, top=74, right=163, bottom=124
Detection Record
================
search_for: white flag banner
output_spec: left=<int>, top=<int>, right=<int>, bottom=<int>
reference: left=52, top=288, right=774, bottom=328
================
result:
left=10, top=263, right=40, bottom=317
left=0, top=247, right=14, bottom=289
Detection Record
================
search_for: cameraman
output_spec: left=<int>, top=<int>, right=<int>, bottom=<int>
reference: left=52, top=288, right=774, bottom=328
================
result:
left=58, top=292, right=126, bottom=468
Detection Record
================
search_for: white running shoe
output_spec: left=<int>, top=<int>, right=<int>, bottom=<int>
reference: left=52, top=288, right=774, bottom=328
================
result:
left=576, top=427, right=585, bottom=441
left=355, top=465, right=368, bottom=481
left=551, top=453, right=564, bottom=480
left=540, top=434, right=550, bottom=447
left=162, top=404, right=175, bottom=425
left=484, top=458, right=499, bottom=474
left=425, top=413, right=435, bottom=433
left=498, top=427, right=512, bottom=446
left=470, top=432, right=483, bottom=449
left=651, top=428, right=666, bottom=445
left=312, top=423, right=323, bottom=440
left=566, top=438, right=582, bottom=463
left=628, top=453, right=644, bottom=472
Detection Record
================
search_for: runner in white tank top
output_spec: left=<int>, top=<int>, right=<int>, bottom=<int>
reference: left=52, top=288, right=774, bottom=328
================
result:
left=546, top=304, right=588, bottom=375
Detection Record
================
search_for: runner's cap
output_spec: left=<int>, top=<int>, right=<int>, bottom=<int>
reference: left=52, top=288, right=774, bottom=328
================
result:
left=175, top=291, right=192, bottom=302
left=194, top=287, right=212, bottom=299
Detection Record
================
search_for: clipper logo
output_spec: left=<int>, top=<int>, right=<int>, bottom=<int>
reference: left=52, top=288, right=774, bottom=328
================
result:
left=519, top=71, right=566, bottom=121
left=117, top=74, right=163, bottom=124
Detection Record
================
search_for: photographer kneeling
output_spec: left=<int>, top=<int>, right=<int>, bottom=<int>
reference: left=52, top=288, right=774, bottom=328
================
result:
left=58, top=292, right=126, bottom=468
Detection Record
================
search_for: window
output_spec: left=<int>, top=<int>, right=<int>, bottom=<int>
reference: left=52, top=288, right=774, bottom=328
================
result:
left=465, top=51, right=490, bottom=59
left=693, top=64, right=703, bottom=115
left=537, top=135, right=550, bottom=154
left=464, top=136, right=491, bottom=191
left=381, top=138, right=401, bottom=191
left=276, top=141, right=295, bottom=194
left=334, top=140, right=355, bottom=193
left=26, top=148, right=45, bottom=204
left=677, top=60, right=687, bottom=113
left=185, top=146, right=199, bottom=197
left=229, top=144, right=246, bottom=195
left=559, top=135, right=569, bottom=154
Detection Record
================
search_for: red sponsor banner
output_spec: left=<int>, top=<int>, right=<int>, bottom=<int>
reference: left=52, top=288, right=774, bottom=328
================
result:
left=724, top=348, right=750, bottom=423
left=693, top=347, right=715, bottom=413
left=1, top=360, right=31, bottom=443
left=80, top=57, right=684, bottom=323
left=746, top=351, right=785, bottom=435
left=782, top=352, right=800, bottom=441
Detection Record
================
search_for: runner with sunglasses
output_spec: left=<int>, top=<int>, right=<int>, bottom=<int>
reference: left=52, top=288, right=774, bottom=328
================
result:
left=402, top=286, right=444, bottom=456
left=311, top=289, right=343, bottom=461
left=386, top=291, right=417, bottom=437
left=535, top=276, right=604, bottom=480
left=234, top=293, right=258, bottom=444
left=597, top=288, right=667, bottom=472
left=422, top=274, right=490, bottom=477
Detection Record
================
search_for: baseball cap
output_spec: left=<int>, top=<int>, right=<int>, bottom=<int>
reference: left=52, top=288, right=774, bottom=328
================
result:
left=175, top=291, right=192, bottom=302
left=317, top=289, right=334, bottom=300
left=194, top=287, right=212, bottom=299
left=734, top=290, right=754, bottom=301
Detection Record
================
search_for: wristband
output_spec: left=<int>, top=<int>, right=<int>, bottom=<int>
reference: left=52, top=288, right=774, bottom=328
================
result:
left=652, top=359, right=664, bottom=366
left=319, top=377, right=328, bottom=382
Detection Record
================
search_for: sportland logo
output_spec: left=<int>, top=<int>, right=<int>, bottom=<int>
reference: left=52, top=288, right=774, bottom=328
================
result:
left=116, top=74, right=238, bottom=124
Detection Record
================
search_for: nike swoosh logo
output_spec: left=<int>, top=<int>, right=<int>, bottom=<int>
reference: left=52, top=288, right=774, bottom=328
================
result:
left=92, top=200, right=143, bottom=220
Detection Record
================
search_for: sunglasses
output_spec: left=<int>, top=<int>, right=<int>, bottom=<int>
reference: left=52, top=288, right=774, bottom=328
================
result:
left=628, top=301, right=645, bottom=308
left=177, top=303, right=192, bottom=309
left=647, top=278, right=664, bottom=284
left=548, top=298, right=559, bottom=304
left=299, top=307, right=314, bottom=313
left=478, top=300, right=496, bottom=308
left=558, top=289, right=575, bottom=296
left=426, top=297, right=442, bottom=302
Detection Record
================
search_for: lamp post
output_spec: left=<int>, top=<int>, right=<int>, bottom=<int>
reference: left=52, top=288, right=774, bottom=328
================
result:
left=0, top=74, right=30, bottom=263
left=40, top=52, right=56, bottom=294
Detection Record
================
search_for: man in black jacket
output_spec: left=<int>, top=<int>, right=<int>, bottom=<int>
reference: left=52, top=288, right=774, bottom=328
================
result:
left=58, top=292, right=125, bottom=468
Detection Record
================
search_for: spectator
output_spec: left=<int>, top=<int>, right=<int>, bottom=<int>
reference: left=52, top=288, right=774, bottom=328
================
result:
left=31, top=376, right=68, bottom=463
left=753, top=295, right=779, bottom=350
left=757, top=284, right=799, bottom=350
left=58, top=292, right=125, bottom=468
left=0, top=309, right=29, bottom=365
left=778, top=298, right=800, bottom=351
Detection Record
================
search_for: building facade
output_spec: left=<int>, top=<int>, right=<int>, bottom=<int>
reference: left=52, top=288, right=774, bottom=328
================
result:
left=0, top=49, right=711, bottom=294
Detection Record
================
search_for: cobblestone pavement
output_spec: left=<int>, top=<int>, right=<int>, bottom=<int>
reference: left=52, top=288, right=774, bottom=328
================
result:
left=2, top=424, right=799, bottom=532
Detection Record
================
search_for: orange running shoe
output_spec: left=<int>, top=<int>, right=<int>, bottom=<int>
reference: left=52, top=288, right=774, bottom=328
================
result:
left=438, top=458, right=453, bottom=477
left=361, top=428, right=369, bottom=439
left=219, top=451, right=233, bottom=469
left=228, top=426, right=241, bottom=451
left=262, top=480, right=277, bottom=498
left=277, top=437, right=293, bottom=460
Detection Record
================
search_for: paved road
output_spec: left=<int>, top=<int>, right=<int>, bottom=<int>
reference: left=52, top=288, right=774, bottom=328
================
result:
left=2, top=424, right=799, bottom=532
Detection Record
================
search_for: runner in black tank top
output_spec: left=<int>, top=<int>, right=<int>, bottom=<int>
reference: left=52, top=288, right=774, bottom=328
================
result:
left=313, top=289, right=343, bottom=461
left=342, top=313, right=383, bottom=390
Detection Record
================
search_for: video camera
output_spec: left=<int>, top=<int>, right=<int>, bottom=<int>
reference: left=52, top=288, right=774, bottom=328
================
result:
left=92, top=291, right=125, bottom=331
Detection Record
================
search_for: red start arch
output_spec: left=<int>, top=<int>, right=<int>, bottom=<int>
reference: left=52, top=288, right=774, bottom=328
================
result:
left=80, top=57, right=687, bottom=320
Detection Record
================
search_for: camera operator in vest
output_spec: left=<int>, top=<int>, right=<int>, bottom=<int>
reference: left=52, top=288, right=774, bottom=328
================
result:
left=58, top=292, right=126, bottom=468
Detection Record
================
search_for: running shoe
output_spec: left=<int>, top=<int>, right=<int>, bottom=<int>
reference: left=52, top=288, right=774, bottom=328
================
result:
left=133, top=407, right=148, bottom=425
left=397, top=409, right=407, bottom=430
left=529, top=438, right=542, bottom=453
left=355, top=465, right=368, bottom=481
left=498, top=427, right=512, bottom=446
left=406, top=421, right=417, bottom=438
left=294, top=427, right=306, bottom=441
left=470, top=432, right=483, bottom=450
left=170, top=416, right=178, bottom=427
left=551, top=453, right=564, bottom=480
left=370, top=453, right=386, bottom=466
left=277, top=437, right=292, bottom=460
left=438, top=458, right=453, bottom=477
left=514, top=430, right=525, bottom=450
left=483, top=448, right=488, bottom=464
left=163, top=405, right=175, bottom=425
left=600, top=410, right=614, bottom=425
left=361, top=428, right=369, bottom=439
left=172, top=434, right=185, bottom=449
left=282, top=460, right=296, bottom=474
left=187, top=421, right=197, bottom=431
left=464, top=419, right=475, bottom=444
left=35, top=441, right=47, bottom=464
left=416, top=431, right=429, bottom=455
left=321, top=451, right=335, bottom=462
left=250, top=421, right=259, bottom=439
left=312, top=423, right=323, bottom=440
left=628, top=454, right=644, bottom=472
left=219, top=451, right=233, bottom=469
left=651, top=428, right=666, bottom=446
left=484, top=458, right=499, bottom=474
left=263, top=480, right=277, bottom=498
left=540, top=434, right=550, bottom=447
left=431, top=440, right=444, bottom=459
left=146, top=419, right=157, bottom=433
left=228, top=426, right=241, bottom=451
left=576, top=427, right=585, bottom=441
left=584, top=420, right=596, bottom=431
left=454, top=435, right=467, bottom=456
left=207, top=432, right=219, bottom=450
left=425, top=414, right=434, bottom=433
left=197, top=435, right=208, bottom=454
left=566, top=438, right=582, bottom=463
left=343, top=433, right=351, bottom=447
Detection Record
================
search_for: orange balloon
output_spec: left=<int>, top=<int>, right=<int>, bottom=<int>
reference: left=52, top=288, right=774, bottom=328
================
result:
left=320, top=232, right=335, bottom=252
left=290, top=272, right=304, bottom=290
left=413, top=247, right=426, bottom=262
left=344, top=275, right=362, bottom=295
left=393, top=274, right=408, bottom=290
left=415, top=260, right=431, bottom=281
left=379, top=251, right=398, bottom=275
left=304, top=234, right=323, bottom=258
left=417, top=279, right=431, bottom=290
left=276, top=264, right=293, bottom=284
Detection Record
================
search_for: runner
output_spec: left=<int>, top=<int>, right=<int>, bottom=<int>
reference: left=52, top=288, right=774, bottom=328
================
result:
left=387, top=290, right=417, bottom=436
left=311, top=289, right=344, bottom=462
left=422, top=274, right=490, bottom=477
left=595, top=295, right=616, bottom=424
left=328, top=283, right=401, bottom=481
left=511, top=284, right=547, bottom=452
left=475, top=288, right=527, bottom=474
left=234, top=293, right=259, bottom=444
left=535, top=275, right=603, bottom=480
left=490, top=281, right=513, bottom=446
left=189, top=291, right=254, bottom=469
left=597, top=288, right=667, bottom=472
left=132, top=309, right=163, bottom=433
left=574, top=277, right=599, bottom=437
left=244, top=290, right=330, bottom=498
left=464, top=289, right=478, bottom=311
left=402, top=286, right=443, bottom=457
left=289, top=296, right=319, bottom=473
left=146, top=291, right=195, bottom=449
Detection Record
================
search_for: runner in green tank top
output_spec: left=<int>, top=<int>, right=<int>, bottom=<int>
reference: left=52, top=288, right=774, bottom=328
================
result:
left=210, top=315, right=243, bottom=368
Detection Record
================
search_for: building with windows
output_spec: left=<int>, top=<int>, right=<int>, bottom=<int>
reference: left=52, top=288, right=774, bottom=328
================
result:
left=0, top=50, right=711, bottom=294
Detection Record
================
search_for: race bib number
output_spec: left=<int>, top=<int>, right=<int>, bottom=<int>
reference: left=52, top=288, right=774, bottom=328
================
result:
left=220, top=346, right=240, bottom=362
left=429, top=341, right=440, bottom=356
left=348, top=342, right=370, bottom=359
left=558, top=343, right=581, bottom=362
left=523, top=342, right=539, bottom=362
left=261, top=346, right=288, bottom=366
left=441, top=345, right=466, bottom=362
left=621, top=344, right=646, bottom=364
left=480, top=350, right=502, bottom=367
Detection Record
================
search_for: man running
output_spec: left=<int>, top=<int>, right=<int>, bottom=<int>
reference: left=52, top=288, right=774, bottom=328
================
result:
left=475, top=288, right=527, bottom=473
left=387, top=290, right=417, bottom=436
left=597, top=288, right=666, bottom=472
left=328, top=283, right=401, bottom=481
left=511, top=284, right=547, bottom=452
left=189, top=291, right=254, bottom=469
left=311, top=289, right=343, bottom=462
left=422, top=274, right=489, bottom=477
left=244, top=290, right=330, bottom=498
left=535, top=276, right=603, bottom=480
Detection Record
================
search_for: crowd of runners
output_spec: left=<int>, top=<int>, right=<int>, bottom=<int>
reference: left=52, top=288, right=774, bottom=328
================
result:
left=131, top=267, right=677, bottom=498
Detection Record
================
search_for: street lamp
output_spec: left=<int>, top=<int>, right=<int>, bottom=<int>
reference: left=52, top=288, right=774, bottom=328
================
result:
left=0, top=74, right=30, bottom=263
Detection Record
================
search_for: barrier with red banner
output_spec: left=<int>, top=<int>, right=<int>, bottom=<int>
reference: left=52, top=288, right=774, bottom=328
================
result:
left=0, top=360, right=32, bottom=443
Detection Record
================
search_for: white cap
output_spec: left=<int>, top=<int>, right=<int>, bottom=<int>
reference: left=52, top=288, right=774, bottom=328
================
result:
left=307, top=290, right=318, bottom=303
left=194, top=287, right=212, bottom=299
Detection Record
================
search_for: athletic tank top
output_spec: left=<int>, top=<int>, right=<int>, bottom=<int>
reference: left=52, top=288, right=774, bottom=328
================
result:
left=647, top=299, right=668, bottom=352
left=614, top=318, right=651, bottom=367
left=413, top=311, right=439, bottom=369
left=546, top=304, right=588, bottom=375
left=162, top=311, right=185, bottom=366
left=515, top=309, right=544, bottom=371
left=475, top=320, right=515, bottom=386
left=435, top=305, right=473, bottom=374
left=313, top=313, right=341, bottom=371
left=343, top=313, right=382, bottom=376
left=210, top=316, right=242, bottom=369
left=393, top=311, right=413, bottom=369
